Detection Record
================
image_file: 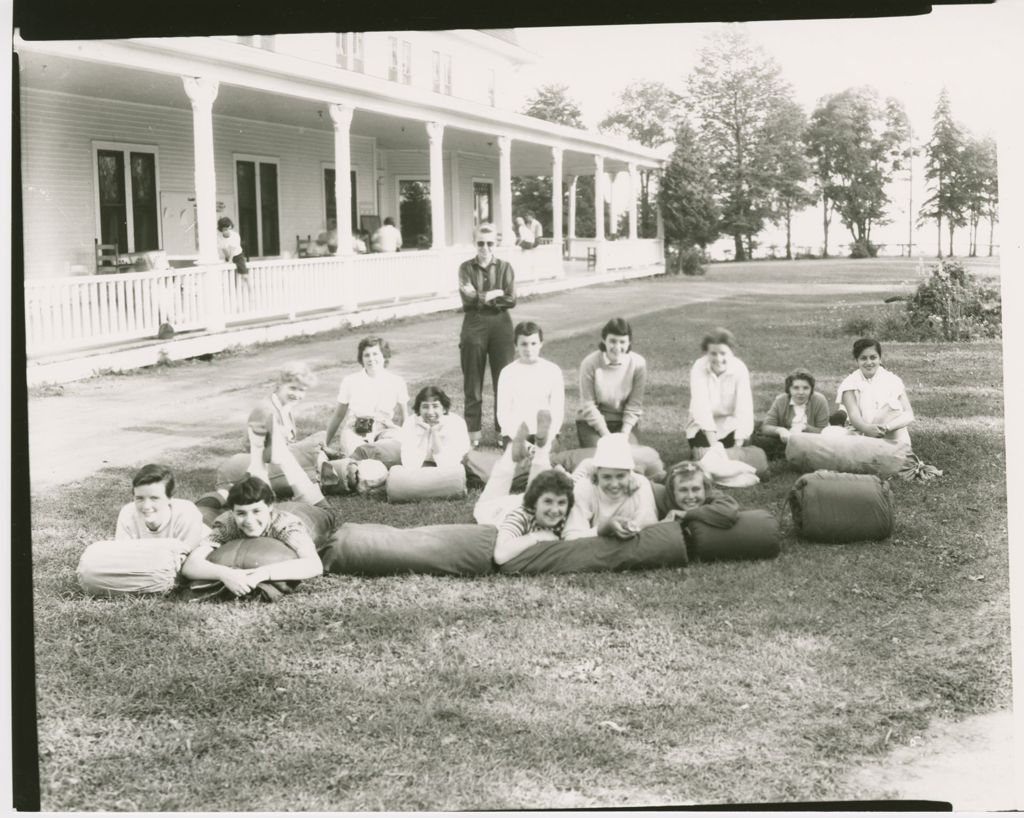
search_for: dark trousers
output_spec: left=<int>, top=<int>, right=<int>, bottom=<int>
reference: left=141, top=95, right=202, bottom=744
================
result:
left=576, top=420, right=640, bottom=449
left=688, top=430, right=736, bottom=449
left=460, top=310, right=514, bottom=434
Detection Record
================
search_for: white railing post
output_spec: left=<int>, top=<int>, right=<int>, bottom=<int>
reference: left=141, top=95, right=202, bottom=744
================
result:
left=426, top=122, right=446, bottom=249
left=593, top=156, right=606, bottom=272
left=551, top=147, right=565, bottom=278
left=329, top=103, right=355, bottom=258
left=498, top=135, right=514, bottom=247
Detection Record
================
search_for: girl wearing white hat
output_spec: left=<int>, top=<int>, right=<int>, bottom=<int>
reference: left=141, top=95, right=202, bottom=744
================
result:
left=562, top=433, right=659, bottom=540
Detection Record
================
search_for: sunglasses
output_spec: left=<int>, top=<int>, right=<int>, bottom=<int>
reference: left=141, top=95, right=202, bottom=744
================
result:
left=476, top=241, right=495, bottom=247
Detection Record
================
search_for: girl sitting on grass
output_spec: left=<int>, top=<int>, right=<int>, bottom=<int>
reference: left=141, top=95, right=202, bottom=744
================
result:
left=400, top=386, right=471, bottom=469
left=563, top=433, right=659, bottom=540
left=836, top=337, right=915, bottom=446
left=684, top=327, right=754, bottom=452
left=750, top=368, right=831, bottom=459
left=324, top=336, right=410, bottom=456
left=661, top=461, right=740, bottom=528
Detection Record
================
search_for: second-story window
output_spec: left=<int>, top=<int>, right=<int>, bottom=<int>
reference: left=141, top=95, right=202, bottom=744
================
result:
left=401, top=40, right=412, bottom=85
left=238, top=35, right=275, bottom=51
left=488, top=69, right=496, bottom=106
left=336, top=33, right=348, bottom=68
left=432, top=51, right=453, bottom=95
left=352, top=33, right=364, bottom=72
left=388, top=36, right=399, bottom=81
left=337, top=33, right=365, bottom=72
left=432, top=51, right=441, bottom=93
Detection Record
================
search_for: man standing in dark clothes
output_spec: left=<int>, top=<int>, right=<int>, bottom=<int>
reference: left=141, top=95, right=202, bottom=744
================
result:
left=458, top=223, right=517, bottom=447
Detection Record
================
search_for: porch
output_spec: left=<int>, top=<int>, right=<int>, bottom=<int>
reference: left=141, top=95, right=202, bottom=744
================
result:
left=24, top=239, right=665, bottom=383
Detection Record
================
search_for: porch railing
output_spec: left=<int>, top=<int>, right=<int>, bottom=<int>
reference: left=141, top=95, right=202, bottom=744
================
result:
left=600, top=238, right=664, bottom=271
left=24, top=244, right=566, bottom=357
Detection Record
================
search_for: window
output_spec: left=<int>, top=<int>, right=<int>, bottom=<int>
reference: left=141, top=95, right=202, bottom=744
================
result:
left=323, top=167, right=359, bottom=232
left=235, top=156, right=280, bottom=257
left=401, top=41, right=412, bottom=85
left=432, top=51, right=441, bottom=93
left=473, top=181, right=493, bottom=228
left=238, top=35, right=275, bottom=51
left=388, top=36, right=399, bottom=81
left=432, top=51, right=452, bottom=94
left=94, top=143, right=160, bottom=254
left=488, top=69, right=496, bottom=106
left=336, top=33, right=365, bottom=72
left=398, top=179, right=431, bottom=248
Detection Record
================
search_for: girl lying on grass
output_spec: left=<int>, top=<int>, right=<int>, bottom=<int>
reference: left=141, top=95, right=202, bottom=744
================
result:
left=750, top=368, right=831, bottom=459
left=563, top=433, right=659, bottom=540
left=836, top=337, right=915, bottom=446
left=400, top=386, right=471, bottom=469
left=473, top=424, right=575, bottom=565
left=661, top=461, right=740, bottom=528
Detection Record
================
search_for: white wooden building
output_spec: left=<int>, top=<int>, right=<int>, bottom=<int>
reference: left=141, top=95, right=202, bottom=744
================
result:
left=16, top=29, right=665, bottom=361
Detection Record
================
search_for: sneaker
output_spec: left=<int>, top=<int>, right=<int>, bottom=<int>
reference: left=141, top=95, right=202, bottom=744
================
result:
left=535, top=410, right=552, bottom=449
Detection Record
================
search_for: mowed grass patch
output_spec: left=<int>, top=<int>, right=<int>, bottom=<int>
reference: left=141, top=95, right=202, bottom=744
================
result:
left=30, top=266, right=1010, bottom=809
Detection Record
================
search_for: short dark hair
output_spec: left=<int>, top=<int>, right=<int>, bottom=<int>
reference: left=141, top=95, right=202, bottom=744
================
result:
left=701, top=327, right=736, bottom=352
left=383, top=217, right=395, bottom=226
left=599, top=317, right=632, bottom=352
left=522, top=469, right=575, bottom=515
left=131, top=464, right=175, bottom=497
left=514, top=321, right=543, bottom=342
left=216, top=217, right=233, bottom=230
left=412, top=385, right=451, bottom=414
left=853, top=337, right=882, bottom=359
left=784, top=369, right=816, bottom=395
left=357, top=336, right=391, bottom=366
left=227, top=476, right=276, bottom=508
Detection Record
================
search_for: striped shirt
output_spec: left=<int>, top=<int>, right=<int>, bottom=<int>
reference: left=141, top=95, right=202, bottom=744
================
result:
left=498, top=505, right=566, bottom=540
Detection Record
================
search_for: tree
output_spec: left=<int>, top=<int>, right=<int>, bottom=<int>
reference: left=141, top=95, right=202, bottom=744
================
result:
left=760, top=98, right=815, bottom=259
left=519, top=85, right=595, bottom=237
left=657, top=119, right=719, bottom=271
left=919, top=88, right=968, bottom=258
left=599, top=80, right=682, bottom=237
left=685, top=28, right=791, bottom=261
left=958, top=134, right=997, bottom=257
left=806, top=87, right=910, bottom=257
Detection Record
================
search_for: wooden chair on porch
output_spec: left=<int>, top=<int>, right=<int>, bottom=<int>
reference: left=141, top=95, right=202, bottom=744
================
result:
left=296, top=234, right=313, bottom=257
left=95, top=239, right=120, bottom=273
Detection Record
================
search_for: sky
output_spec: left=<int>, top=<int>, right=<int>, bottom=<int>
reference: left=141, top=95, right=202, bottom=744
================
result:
left=505, top=4, right=1017, bottom=255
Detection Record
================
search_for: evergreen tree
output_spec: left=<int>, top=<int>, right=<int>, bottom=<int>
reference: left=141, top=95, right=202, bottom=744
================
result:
left=919, top=88, right=968, bottom=258
left=760, top=98, right=815, bottom=259
left=657, top=119, right=719, bottom=270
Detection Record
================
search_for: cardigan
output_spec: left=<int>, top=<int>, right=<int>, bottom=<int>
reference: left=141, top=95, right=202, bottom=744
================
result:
left=761, top=392, right=830, bottom=435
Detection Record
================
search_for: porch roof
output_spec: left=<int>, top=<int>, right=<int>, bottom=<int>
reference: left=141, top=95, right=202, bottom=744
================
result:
left=15, top=33, right=663, bottom=174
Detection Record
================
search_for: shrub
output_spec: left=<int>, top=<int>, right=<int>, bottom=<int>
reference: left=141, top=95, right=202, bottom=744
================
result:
left=841, top=315, right=876, bottom=336
left=849, top=239, right=879, bottom=258
left=905, top=260, right=1002, bottom=340
left=678, top=247, right=706, bottom=276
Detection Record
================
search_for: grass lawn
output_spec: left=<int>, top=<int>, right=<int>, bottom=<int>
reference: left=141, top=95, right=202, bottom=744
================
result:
left=30, top=261, right=1010, bottom=810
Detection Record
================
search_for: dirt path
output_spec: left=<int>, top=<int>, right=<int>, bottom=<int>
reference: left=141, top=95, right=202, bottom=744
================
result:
left=846, top=710, right=1018, bottom=809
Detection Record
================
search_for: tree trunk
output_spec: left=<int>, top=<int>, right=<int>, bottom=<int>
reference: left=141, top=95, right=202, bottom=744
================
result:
left=988, top=217, right=995, bottom=256
left=785, top=208, right=793, bottom=260
left=936, top=215, right=943, bottom=259
left=733, top=232, right=745, bottom=261
left=948, top=222, right=955, bottom=257
left=745, top=234, right=754, bottom=261
left=822, top=201, right=830, bottom=258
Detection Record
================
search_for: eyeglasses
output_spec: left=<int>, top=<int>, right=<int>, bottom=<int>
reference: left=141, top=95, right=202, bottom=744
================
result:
left=476, top=241, right=495, bottom=247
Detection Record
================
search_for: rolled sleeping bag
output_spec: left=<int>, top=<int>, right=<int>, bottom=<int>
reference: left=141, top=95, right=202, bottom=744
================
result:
left=77, top=538, right=190, bottom=597
left=352, top=438, right=403, bottom=468
left=216, top=453, right=293, bottom=498
left=684, top=509, right=781, bottom=562
left=690, top=445, right=769, bottom=480
left=320, top=522, right=497, bottom=577
left=652, top=482, right=671, bottom=519
left=785, top=433, right=913, bottom=479
left=196, top=492, right=226, bottom=529
left=498, top=521, right=687, bottom=575
left=483, top=447, right=667, bottom=494
left=386, top=465, right=467, bottom=503
left=788, top=470, right=894, bottom=543
left=185, top=536, right=301, bottom=602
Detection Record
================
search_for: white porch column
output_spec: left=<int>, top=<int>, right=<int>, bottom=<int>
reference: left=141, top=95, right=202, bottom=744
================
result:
left=329, top=103, right=354, bottom=256
left=426, top=122, right=446, bottom=248
left=594, top=156, right=605, bottom=242
left=551, top=147, right=564, bottom=267
left=568, top=175, right=578, bottom=240
left=498, top=135, right=514, bottom=247
left=183, top=76, right=223, bottom=332
left=183, top=77, right=219, bottom=265
left=628, top=162, right=639, bottom=240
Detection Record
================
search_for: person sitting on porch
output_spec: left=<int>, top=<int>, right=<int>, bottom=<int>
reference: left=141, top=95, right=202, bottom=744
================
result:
left=458, top=222, right=517, bottom=447
left=319, top=219, right=339, bottom=254
left=217, top=217, right=249, bottom=277
left=353, top=230, right=369, bottom=254
left=576, top=317, right=647, bottom=448
left=324, top=336, right=410, bottom=456
left=400, top=386, right=472, bottom=469
left=371, top=217, right=403, bottom=253
left=515, top=216, right=536, bottom=250
left=526, top=211, right=543, bottom=240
